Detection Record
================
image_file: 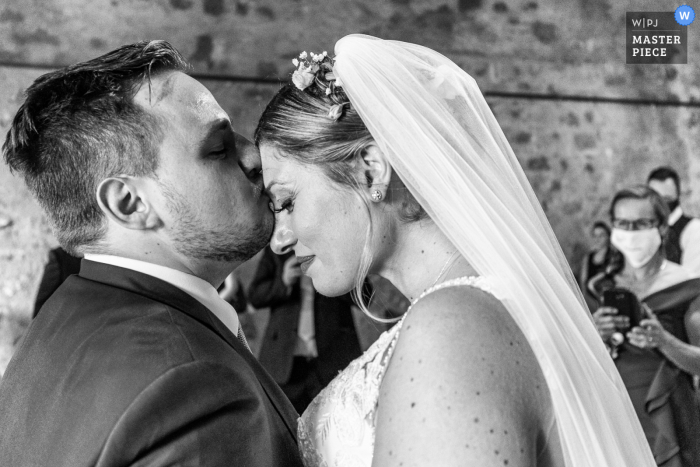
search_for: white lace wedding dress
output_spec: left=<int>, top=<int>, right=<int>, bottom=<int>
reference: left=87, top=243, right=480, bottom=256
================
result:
left=297, top=277, right=499, bottom=467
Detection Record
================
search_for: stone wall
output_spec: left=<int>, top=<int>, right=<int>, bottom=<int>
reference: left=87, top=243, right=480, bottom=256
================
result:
left=1, top=0, right=699, bottom=374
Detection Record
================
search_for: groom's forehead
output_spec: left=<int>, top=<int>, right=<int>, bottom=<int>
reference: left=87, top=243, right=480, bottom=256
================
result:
left=134, top=71, right=226, bottom=124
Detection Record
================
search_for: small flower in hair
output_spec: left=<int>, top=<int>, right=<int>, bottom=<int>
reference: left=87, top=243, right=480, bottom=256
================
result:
left=292, top=66, right=316, bottom=91
left=291, top=49, right=340, bottom=93
left=328, top=102, right=349, bottom=121
left=324, top=72, right=343, bottom=89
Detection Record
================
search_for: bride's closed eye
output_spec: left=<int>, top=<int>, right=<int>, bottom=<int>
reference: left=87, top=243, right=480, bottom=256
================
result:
left=269, top=197, right=294, bottom=214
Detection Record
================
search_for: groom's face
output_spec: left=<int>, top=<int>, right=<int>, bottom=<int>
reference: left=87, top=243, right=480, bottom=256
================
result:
left=134, top=71, right=273, bottom=262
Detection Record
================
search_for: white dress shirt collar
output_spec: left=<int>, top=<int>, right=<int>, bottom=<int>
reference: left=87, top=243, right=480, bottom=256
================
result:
left=668, top=206, right=683, bottom=226
left=84, top=254, right=239, bottom=336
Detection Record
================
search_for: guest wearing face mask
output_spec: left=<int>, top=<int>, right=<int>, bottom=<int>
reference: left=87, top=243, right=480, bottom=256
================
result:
left=648, top=166, right=700, bottom=276
left=592, top=186, right=700, bottom=466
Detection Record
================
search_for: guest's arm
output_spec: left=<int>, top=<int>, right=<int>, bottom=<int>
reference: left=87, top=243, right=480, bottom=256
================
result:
left=247, top=250, right=296, bottom=309
left=680, top=219, right=700, bottom=276
left=627, top=296, right=700, bottom=376
left=578, top=254, right=589, bottom=293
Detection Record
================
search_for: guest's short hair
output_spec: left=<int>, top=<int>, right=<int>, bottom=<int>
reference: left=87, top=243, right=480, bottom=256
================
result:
left=3, top=40, right=189, bottom=255
left=647, top=166, right=681, bottom=195
left=609, top=185, right=670, bottom=228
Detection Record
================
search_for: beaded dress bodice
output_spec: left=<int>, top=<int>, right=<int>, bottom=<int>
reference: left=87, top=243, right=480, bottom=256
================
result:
left=297, top=276, right=498, bottom=467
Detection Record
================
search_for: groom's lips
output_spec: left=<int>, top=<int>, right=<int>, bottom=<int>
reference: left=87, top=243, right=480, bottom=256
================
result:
left=297, top=255, right=315, bottom=274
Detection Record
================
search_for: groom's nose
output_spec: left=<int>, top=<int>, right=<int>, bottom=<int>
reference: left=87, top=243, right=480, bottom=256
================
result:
left=270, top=220, right=296, bottom=255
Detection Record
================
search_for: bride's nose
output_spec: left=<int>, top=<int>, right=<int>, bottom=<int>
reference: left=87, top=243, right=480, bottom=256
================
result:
left=270, top=220, right=296, bottom=255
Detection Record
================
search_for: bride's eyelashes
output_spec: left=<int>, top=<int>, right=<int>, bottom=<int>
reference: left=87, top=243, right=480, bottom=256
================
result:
left=269, top=197, right=294, bottom=214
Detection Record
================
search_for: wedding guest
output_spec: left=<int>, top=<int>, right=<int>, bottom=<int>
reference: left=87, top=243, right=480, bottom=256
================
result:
left=578, top=221, right=613, bottom=310
left=33, top=246, right=81, bottom=317
left=219, top=271, right=248, bottom=314
left=247, top=246, right=362, bottom=413
left=648, top=166, right=700, bottom=276
left=593, top=186, right=700, bottom=466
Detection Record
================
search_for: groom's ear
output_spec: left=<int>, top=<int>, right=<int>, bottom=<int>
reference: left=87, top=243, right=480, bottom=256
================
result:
left=360, top=143, right=392, bottom=199
left=96, top=176, right=161, bottom=231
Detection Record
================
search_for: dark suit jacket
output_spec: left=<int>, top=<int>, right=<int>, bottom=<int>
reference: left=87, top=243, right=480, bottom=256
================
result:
left=33, top=247, right=81, bottom=317
left=247, top=248, right=362, bottom=386
left=0, top=260, right=304, bottom=467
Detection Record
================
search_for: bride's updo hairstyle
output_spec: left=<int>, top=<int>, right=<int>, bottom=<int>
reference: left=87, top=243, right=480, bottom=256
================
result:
left=255, top=51, right=425, bottom=319
left=254, top=52, right=425, bottom=222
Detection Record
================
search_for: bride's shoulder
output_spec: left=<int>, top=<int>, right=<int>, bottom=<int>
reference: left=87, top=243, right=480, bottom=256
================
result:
left=374, top=283, right=550, bottom=464
left=407, top=282, right=513, bottom=340
left=400, top=282, right=541, bottom=382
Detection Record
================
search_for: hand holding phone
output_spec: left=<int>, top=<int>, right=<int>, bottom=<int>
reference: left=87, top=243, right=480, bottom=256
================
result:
left=602, top=288, right=644, bottom=329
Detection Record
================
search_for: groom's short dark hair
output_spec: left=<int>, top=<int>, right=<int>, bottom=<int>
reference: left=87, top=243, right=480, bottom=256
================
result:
left=3, top=40, right=189, bottom=255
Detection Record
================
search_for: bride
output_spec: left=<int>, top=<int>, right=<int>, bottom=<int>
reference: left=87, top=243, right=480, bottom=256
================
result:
left=255, top=35, right=654, bottom=466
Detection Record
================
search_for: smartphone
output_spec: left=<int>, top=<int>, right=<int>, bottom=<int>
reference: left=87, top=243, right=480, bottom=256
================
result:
left=602, top=288, right=644, bottom=328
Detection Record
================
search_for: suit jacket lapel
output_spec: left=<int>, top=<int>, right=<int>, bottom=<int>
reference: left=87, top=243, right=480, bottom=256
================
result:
left=79, top=260, right=299, bottom=441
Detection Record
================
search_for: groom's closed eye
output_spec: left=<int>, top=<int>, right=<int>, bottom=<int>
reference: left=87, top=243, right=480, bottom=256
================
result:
left=199, top=119, right=237, bottom=160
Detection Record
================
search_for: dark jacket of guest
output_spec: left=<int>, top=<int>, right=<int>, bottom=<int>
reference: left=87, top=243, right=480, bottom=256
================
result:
left=33, top=246, right=81, bottom=317
left=0, top=260, right=303, bottom=467
left=247, top=248, right=362, bottom=387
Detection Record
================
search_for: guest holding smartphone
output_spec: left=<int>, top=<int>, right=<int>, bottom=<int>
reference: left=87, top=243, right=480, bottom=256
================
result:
left=592, top=185, right=700, bottom=466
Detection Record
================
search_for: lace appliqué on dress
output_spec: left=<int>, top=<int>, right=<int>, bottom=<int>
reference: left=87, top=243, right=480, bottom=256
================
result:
left=298, top=317, right=405, bottom=467
left=298, top=276, right=498, bottom=467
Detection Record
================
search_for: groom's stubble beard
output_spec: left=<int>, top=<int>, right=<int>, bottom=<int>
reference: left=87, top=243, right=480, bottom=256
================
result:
left=159, top=181, right=273, bottom=263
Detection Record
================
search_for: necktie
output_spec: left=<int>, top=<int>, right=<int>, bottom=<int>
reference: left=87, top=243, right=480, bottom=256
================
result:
left=207, top=288, right=251, bottom=353
left=236, top=324, right=251, bottom=352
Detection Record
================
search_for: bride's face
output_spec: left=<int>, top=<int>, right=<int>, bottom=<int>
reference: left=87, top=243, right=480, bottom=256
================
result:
left=260, top=145, right=369, bottom=296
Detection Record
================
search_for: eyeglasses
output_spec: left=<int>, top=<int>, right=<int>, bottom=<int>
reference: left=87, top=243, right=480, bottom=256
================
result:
left=611, top=218, right=659, bottom=231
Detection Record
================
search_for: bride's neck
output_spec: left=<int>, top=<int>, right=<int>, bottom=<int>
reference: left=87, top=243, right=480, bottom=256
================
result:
left=376, top=221, right=477, bottom=302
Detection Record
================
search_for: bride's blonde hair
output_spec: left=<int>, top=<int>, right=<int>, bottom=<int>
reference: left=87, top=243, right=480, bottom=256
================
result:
left=254, top=81, right=423, bottom=321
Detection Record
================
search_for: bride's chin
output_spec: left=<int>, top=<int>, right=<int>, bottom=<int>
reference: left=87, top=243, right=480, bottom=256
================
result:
left=310, top=278, right=354, bottom=298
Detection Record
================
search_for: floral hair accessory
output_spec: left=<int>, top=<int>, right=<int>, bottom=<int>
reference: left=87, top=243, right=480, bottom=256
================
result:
left=291, top=50, right=343, bottom=92
left=327, top=102, right=349, bottom=121
left=291, top=49, right=347, bottom=121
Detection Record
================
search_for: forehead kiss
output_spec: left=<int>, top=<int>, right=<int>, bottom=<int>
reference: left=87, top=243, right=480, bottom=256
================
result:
left=133, top=72, right=263, bottom=188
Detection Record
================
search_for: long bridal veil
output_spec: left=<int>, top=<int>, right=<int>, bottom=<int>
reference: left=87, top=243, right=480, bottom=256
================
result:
left=333, top=34, right=654, bottom=466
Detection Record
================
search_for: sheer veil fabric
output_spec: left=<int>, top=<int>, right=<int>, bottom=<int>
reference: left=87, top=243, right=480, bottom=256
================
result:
left=333, top=35, right=654, bottom=466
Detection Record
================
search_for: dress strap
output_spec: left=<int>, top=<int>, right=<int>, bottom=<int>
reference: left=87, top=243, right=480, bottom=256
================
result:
left=410, top=275, right=500, bottom=307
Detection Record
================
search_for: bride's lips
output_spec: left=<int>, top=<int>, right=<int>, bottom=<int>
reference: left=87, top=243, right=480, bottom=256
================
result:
left=297, top=255, right=315, bottom=274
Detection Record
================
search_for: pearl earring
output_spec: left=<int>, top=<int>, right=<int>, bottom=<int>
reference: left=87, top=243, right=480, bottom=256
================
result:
left=371, top=190, right=383, bottom=202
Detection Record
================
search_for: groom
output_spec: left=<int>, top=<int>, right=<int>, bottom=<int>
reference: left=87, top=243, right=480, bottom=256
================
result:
left=0, top=41, right=303, bottom=466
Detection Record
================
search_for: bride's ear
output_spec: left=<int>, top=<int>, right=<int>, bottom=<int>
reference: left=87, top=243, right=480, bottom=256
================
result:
left=359, top=143, right=392, bottom=202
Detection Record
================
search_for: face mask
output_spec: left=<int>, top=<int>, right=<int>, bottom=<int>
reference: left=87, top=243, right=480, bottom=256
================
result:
left=611, top=228, right=662, bottom=268
left=666, top=198, right=680, bottom=213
